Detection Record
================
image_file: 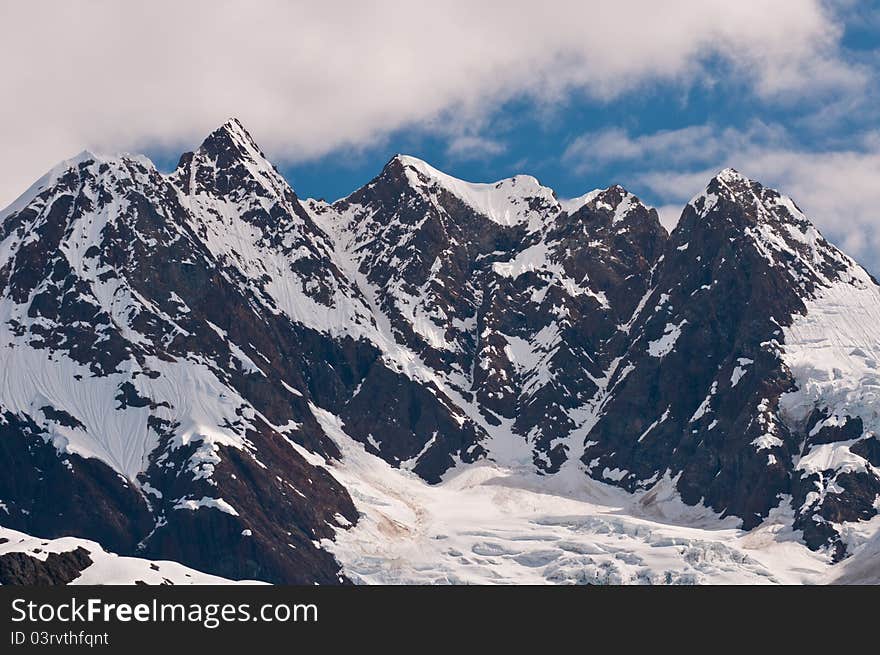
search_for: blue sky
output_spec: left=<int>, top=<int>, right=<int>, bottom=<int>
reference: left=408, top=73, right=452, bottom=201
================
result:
left=275, top=82, right=780, bottom=203
left=4, top=1, right=879, bottom=272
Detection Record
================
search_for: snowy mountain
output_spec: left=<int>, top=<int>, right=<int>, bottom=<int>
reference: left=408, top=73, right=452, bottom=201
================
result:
left=2, top=119, right=879, bottom=584
left=0, top=525, right=259, bottom=585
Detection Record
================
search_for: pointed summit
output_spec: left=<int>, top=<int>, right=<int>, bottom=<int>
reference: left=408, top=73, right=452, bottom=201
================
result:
left=217, top=116, right=252, bottom=137
left=584, top=184, right=639, bottom=212
left=715, top=167, right=747, bottom=184
left=686, top=167, right=774, bottom=225
left=198, top=117, right=265, bottom=162
left=172, top=118, right=295, bottom=204
left=672, top=168, right=860, bottom=294
left=563, top=184, right=661, bottom=237
left=691, top=167, right=813, bottom=233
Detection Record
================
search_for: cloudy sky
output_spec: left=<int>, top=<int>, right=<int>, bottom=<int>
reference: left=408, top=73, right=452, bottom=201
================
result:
left=2, top=1, right=879, bottom=271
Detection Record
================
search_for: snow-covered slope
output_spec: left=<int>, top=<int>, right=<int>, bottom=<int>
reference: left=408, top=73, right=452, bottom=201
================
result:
left=0, top=526, right=261, bottom=584
left=569, top=168, right=880, bottom=560
left=780, top=265, right=880, bottom=557
left=392, top=155, right=563, bottom=230
left=169, top=119, right=376, bottom=338
left=0, top=121, right=368, bottom=583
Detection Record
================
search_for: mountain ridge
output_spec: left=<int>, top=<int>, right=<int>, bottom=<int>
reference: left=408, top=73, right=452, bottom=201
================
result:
left=2, top=118, right=879, bottom=583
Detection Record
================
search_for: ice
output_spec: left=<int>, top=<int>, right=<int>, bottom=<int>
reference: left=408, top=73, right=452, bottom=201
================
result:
left=638, top=406, right=670, bottom=442
left=647, top=320, right=686, bottom=357
left=781, top=272, right=880, bottom=478
left=730, top=358, right=753, bottom=387
left=314, top=405, right=833, bottom=585
left=559, top=190, right=602, bottom=214
left=690, top=381, right=718, bottom=422
left=492, top=242, right=609, bottom=307
left=173, top=496, right=240, bottom=516
left=4, top=141, right=880, bottom=585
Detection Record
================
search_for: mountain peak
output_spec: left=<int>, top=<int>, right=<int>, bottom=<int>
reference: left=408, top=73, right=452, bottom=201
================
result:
left=172, top=118, right=295, bottom=203
left=1, top=150, right=159, bottom=225
left=687, top=167, right=762, bottom=220
left=390, top=153, right=544, bottom=188
left=391, top=153, right=547, bottom=191
left=390, top=153, right=430, bottom=172
left=597, top=183, right=637, bottom=202
left=218, top=116, right=248, bottom=134
left=674, top=168, right=866, bottom=293
left=213, top=117, right=258, bottom=148
left=363, top=154, right=558, bottom=229
left=564, top=184, right=658, bottom=231
left=5, top=120, right=880, bottom=585
left=715, top=167, right=748, bottom=184
left=196, top=117, right=267, bottom=165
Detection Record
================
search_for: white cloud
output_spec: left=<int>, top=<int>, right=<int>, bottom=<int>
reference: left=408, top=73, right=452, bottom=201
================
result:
left=445, top=135, right=507, bottom=161
left=0, top=0, right=860, bottom=207
left=563, top=123, right=789, bottom=172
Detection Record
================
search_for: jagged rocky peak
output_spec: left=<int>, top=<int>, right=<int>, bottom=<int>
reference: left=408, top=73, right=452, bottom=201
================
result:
left=167, top=118, right=345, bottom=287
left=575, top=165, right=880, bottom=556
left=0, top=148, right=177, bottom=292
left=676, top=168, right=856, bottom=291
left=172, top=117, right=299, bottom=208
left=580, top=183, right=635, bottom=209
left=0, top=118, right=369, bottom=583
left=546, top=184, right=667, bottom=310
left=185, top=117, right=267, bottom=169
left=199, top=117, right=262, bottom=159
left=350, top=153, right=562, bottom=230
left=685, top=166, right=818, bottom=237
left=2, top=149, right=162, bottom=224
left=564, top=183, right=663, bottom=232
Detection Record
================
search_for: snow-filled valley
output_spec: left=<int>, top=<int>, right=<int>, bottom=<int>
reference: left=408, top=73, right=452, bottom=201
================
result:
left=315, top=407, right=838, bottom=585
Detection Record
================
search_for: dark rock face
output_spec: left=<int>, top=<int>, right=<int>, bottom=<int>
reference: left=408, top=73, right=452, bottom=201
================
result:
left=336, top=156, right=532, bottom=379
left=792, top=412, right=880, bottom=560
left=498, top=186, right=668, bottom=471
left=0, top=415, right=153, bottom=554
left=577, top=170, right=880, bottom=555
left=579, top=171, right=811, bottom=524
left=0, top=547, right=93, bottom=585
left=326, top=157, right=667, bottom=474
left=338, top=363, right=487, bottom=482
left=2, top=122, right=879, bottom=583
left=335, top=159, right=880, bottom=562
left=0, top=123, right=367, bottom=583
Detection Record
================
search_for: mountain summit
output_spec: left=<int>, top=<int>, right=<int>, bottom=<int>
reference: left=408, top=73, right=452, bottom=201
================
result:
left=1, top=120, right=879, bottom=583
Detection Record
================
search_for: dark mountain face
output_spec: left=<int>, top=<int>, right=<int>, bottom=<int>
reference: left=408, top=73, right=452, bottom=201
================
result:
left=2, top=123, right=879, bottom=583
left=323, top=157, right=668, bottom=474
left=468, top=186, right=668, bottom=471
left=0, top=124, right=368, bottom=583
left=579, top=171, right=810, bottom=521
left=578, top=169, right=880, bottom=556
